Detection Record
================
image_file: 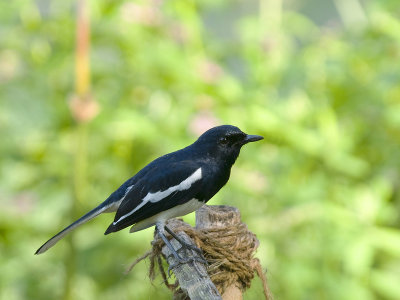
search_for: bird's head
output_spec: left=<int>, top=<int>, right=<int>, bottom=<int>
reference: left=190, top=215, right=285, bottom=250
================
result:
left=194, top=125, right=263, bottom=165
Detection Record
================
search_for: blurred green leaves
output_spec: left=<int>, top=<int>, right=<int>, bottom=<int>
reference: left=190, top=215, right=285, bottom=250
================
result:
left=1, top=0, right=400, bottom=299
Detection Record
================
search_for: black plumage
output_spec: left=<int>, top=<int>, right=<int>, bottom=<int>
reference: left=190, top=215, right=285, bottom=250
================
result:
left=35, top=125, right=263, bottom=255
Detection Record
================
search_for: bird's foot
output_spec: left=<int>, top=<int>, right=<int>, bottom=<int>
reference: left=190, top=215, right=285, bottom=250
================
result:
left=158, top=224, right=208, bottom=276
left=164, top=225, right=208, bottom=264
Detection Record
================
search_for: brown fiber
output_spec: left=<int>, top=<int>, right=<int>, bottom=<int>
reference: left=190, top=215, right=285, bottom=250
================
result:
left=126, top=218, right=272, bottom=300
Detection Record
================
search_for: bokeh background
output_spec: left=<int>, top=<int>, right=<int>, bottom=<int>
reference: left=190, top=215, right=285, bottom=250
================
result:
left=1, top=0, right=400, bottom=299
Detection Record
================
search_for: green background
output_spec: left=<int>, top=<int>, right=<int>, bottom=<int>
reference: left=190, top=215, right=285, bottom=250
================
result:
left=1, top=0, right=400, bottom=299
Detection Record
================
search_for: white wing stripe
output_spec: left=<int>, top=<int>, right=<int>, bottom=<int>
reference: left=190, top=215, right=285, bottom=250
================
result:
left=113, top=168, right=202, bottom=225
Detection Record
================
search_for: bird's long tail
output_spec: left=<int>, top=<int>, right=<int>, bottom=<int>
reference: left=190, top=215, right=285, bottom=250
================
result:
left=35, top=201, right=117, bottom=255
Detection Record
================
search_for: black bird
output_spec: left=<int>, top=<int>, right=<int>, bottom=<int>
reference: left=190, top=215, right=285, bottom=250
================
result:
left=35, top=125, right=263, bottom=258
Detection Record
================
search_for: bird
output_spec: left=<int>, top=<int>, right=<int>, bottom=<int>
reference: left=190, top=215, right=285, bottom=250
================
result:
left=35, top=125, right=263, bottom=260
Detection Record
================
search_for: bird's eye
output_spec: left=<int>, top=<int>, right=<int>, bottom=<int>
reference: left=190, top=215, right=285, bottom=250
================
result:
left=219, top=137, right=228, bottom=145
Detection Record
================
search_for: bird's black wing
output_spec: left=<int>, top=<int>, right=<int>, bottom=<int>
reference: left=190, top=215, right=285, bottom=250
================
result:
left=104, top=161, right=204, bottom=234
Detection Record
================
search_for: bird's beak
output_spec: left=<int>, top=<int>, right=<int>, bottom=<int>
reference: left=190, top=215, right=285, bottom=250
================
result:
left=242, top=134, right=264, bottom=144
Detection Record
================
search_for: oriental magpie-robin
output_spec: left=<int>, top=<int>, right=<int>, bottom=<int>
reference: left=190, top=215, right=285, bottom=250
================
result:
left=35, top=125, right=263, bottom=258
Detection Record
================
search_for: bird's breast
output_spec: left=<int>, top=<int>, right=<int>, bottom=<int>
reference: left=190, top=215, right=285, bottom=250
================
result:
left=198, top=163, right=231, bottom=201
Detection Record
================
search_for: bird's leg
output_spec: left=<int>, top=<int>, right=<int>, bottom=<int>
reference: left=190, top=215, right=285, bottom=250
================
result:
left=156, top=222, right=192, bottom=276
left=156, top=222, right=208, bottom=276
left=164, top=225, right=208, bottom=265
left=156, top=223, right=186, bottom=262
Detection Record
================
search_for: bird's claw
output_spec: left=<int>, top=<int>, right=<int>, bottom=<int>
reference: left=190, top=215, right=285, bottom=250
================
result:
left=163, top=225, right=208, bottom=264
left=180, top=241, right=206, bottom=260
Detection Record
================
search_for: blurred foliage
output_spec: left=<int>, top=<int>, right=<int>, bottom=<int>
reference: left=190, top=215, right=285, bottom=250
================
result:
left=1, top=0, right=400, bottom=299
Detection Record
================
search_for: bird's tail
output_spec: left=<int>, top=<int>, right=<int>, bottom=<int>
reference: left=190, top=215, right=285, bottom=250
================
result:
left=35, top=201, right=115, bottom=255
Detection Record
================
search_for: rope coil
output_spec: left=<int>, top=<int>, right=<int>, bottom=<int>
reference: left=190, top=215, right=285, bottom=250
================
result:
left=127, top=218, right=272, bottom=300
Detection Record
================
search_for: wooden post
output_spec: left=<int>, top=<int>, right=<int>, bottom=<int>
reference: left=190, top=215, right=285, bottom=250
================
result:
left=196, top=205, right=243, bottom=300
left=161, top=219, right=222, bottom=300
left=161, top=205, right=249, bottom=300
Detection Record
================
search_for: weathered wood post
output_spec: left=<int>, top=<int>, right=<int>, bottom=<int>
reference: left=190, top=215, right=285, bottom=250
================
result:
left=154, top=205, right=271, bottom=300
left=161, top=219, right=222, bottom=300
left=161, top=205, right=256, bottom=300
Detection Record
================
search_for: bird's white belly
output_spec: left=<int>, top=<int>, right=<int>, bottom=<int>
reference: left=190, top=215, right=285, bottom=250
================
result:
left=129, top=198, right=204, bottom=233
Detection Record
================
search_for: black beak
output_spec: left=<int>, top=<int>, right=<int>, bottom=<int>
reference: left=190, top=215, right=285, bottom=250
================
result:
left=242, top=134, right=264, bottom=144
